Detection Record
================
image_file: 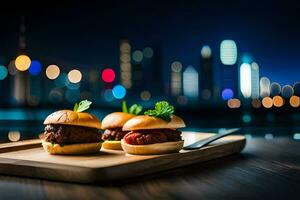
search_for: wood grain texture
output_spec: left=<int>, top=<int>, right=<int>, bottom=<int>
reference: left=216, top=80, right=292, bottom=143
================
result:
left=0, top=137, right=298, bottom=199
left=0, top=132, right=245, bottom=183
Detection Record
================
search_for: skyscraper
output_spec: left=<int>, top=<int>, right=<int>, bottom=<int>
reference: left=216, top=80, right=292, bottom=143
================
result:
left=251, top=62, right=260, bottom=99
left=220, top=40, right=238, bottom=100
left=200, top=45, right=213, bottom=100
left=183, top=65, right=199, bottom=99
left=170, top=61, right=183, bottom=97
left=120, top=39, right=132, bottom=89
left=239, top=63, right=252, bottom=98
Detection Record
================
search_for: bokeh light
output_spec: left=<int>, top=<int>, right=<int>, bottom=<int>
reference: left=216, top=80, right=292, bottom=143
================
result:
left=15, top=55, right=31, bottom=71
left=177, top=95, right=188, bottom=105
left=289, top=95, right=300, bottom=107
left=201, top=45, right=212, bottom=59
left=49, top=88, right=63, bottom=103
left=103, top=89, right=114, bottom=102
left=143, top=47, right=154, bottom=58
left=46, top=65, right=60, bottom=80
left=8, top=60, right=17, bottom=75
left=120, top=42, right=131, bottom=53
left=140, top=90, right=151, bottom=101
left=270, top=82, right=281, bottom=96
left=251, top=99, right=262, bottom=108
left=66, top=82, right=80, bottom=90
left=102, top=68, right=115, bottom=83
left=68, top=69, right=82, bottom=83
left=281, top=85, right=294, bottom=99
left=227, top=98, right=241, bottom=108
left=8, top=131, right=21, bottom=142
left=132, top=50, right=143, bottom=62
left=221, top=88, right=234, bottom=100
left=273, top=96, right=284, bottom=107
left=262, top=97, right=273, bottom=108
left=242, top=114, right=252, bottom=123
left=28, top=60, right=42, bottom=76
left=112, top=84, right=126, bottom=99
left=171, top=61, right=183, bottom=72
left=0, top=65, right=8, bottom=80
left=88, top=70, right=99, bottom=83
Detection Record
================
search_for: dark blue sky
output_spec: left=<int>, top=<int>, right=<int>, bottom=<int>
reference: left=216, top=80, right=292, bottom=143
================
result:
left=0, top=0, right=299, bottom=86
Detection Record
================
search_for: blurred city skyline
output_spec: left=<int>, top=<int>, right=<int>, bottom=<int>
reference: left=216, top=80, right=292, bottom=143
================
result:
left=0, top=0, right=299, bottom=111
left=0, top=0, right=299, bottom=85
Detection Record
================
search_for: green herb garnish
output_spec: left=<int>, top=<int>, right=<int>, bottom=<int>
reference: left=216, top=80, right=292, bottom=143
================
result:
left=144, top=101, right=174, bottom=121
left=73, top=100, right=92, bottom=112
left=122, top=100, right=143, bottom=115
left=60, top=144, right=65, bottom=147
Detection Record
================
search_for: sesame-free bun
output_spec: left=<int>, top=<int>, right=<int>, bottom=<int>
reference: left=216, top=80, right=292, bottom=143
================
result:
left=102, top=112, right=136, bottom=129
left=42, top=140, right=102, bottom=155
left=122, top=115, right=185, bottom=131
left=43, top=110, right=101, bottom=129
left=102, top=140, right=122, bottom=150
left=121, top=140, right=184, bottom=155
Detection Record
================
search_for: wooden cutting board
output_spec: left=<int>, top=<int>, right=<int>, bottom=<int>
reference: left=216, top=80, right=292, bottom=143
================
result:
left=0, top=132, right=246, bottom=183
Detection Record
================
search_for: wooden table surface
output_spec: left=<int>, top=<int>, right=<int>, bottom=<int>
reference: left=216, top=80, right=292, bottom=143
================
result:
left=0, top=137, right=299, bottom=200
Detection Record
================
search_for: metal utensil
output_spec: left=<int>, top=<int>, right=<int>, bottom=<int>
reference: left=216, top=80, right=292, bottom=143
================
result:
left=182, top=128, right=241, bottom=150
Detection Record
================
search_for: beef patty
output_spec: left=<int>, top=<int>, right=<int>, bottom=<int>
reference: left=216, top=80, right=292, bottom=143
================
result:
left=124, top=129, right=182, bottom=145
left=44, top=124, right=101, bottom=144
left=102, top=129, right=129, bottom=141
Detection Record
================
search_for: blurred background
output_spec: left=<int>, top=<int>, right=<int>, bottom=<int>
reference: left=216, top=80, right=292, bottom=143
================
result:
left=0, top=0, right=299, bottom=142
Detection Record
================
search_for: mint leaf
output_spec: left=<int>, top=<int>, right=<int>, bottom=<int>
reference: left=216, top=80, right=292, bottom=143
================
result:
left=144, top=101, right=174, bottom=121
left=74, top=100, right=92, bottom=112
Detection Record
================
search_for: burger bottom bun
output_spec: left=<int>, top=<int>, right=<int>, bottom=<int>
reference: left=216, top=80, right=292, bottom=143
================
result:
left=102, top=140, right=123, bottom=150
left=121, top=140, right=184, bottom=155
left=42, top=140, right=102, bottom=155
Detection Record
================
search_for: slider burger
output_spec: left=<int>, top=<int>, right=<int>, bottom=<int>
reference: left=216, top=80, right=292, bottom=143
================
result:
left=121, top=101, right=186, bottom=155
left=101, top=101, right=143, bottom=150
left=42, top=100, right=102, bottom=155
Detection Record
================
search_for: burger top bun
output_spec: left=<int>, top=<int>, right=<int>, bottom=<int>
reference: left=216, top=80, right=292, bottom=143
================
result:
left=122, top=115, right=185, bottom=131
left=101, top=112, right=136, bottom=129
left=43, top=110, right=101, bottom=129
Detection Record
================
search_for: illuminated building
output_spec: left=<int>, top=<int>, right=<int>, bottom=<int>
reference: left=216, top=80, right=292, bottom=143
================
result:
left=120, top=39, right=132, bottom=89
left=132, top=45, right=163, bottom=96
left=260, top=77, right=270, bottom=97
left=251, top=62, right=260, bottom=99
left=183, top=65, right=199, bottom=99
left=220, top=40, right=238, bottom=100
left=171, top=61, right=182, bottom=96
left=200, top=45, right=213, bottom=100
left=240, top=63, right=252, bottom=98
left=13, top=17, right=30, bottom=105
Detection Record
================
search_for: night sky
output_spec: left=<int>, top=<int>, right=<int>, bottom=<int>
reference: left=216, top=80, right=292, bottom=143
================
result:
left=0, top=0, right=299, bottom=86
